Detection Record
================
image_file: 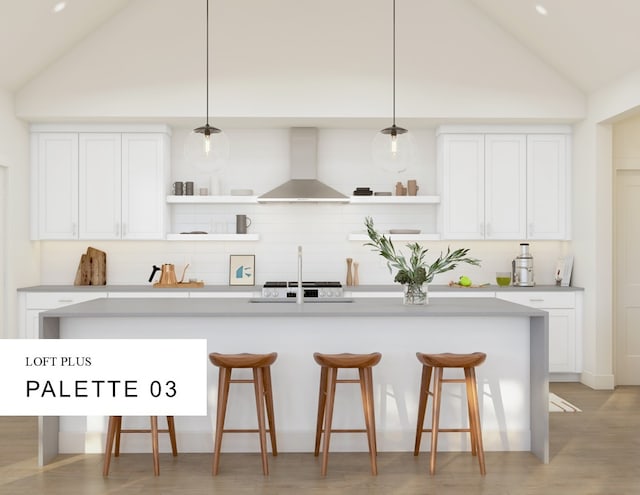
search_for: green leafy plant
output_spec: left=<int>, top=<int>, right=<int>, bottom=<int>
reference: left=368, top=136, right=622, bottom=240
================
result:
left=364, top=216, right=480, bottom=285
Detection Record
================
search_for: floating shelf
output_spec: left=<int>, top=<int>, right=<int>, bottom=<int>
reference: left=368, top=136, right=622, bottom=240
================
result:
left=166, top=195, right=258, bottom=204
left=167, top=195, right=440, bottom=205
left=348, top=195, right=440, bottom=204
left=166, top=233, right=260, bottom=241
left=348, top=233, right=441, bottom=241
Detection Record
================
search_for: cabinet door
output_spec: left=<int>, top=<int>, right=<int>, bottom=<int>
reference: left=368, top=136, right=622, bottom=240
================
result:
left=121, top=133, right=168, bottom=240
left=484, top=135, right=526, bottom=239
left=79, top=133, right=122, bottom=239
left=35, top=133, right=78, bottom=239
left=527, top=134, right=570, bottom=239
left=441, top=134, right=485, bottom=239
left=496, top=292, right=578, bottom=373
left=547, top=308, right=576, bottom=373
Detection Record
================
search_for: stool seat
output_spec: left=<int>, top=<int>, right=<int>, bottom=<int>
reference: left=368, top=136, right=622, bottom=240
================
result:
left=313, top=352, right=382, bottom=368
left=414, top=351, right=487, bottom=475
left=314, top=351, right=381, bottom=476
left=209, top=351, right=278, bottom=476
left=209, top=352, right=277, bottom=368
left=416, top=352, right=486, bottom=369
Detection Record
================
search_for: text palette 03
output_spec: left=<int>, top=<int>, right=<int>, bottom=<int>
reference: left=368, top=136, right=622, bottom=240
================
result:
left=0, top=339, right=207, bottom=416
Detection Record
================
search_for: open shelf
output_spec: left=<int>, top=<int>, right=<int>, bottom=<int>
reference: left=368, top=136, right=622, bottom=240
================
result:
left=348, top=195, right=440, bottom=204
left=348, top=233, right=441, bottom=241
left=166, top=195, right=258, bottom=204
left=166, top=233, right=260, bottom=241
left=167, top=195, right=440, bottom=205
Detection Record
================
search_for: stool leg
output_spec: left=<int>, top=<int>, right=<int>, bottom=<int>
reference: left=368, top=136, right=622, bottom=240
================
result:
left=314, top=366, right=328, bottom=456
left=253, top=367, right=270, bottom=476
left=167, top=416, right=178, bottom=456
left=102, top=416, right=118, bottom=476
left=360, top=367, right=378, bottom=475
left=213, top=366, right=231, bottom=475
left=151, top=416, right=160, bottom=476
left=320, top=367, right=338, bottom=476
left=466, top=367, right=486, bottom=475
left=463, top=369, right=478, bottom=456
left=114, top=416, right=122, bottom=457
left=429, top=367, right=444, bottom=475
left=414, top=365, right=432, bottom=455
left=262, top=365, right=278, bottom=456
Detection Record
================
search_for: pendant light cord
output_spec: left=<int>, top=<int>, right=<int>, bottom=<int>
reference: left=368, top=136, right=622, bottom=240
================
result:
left=205, top=0, right=210, bottom=126
left=392, top=0, right=396, bottom=127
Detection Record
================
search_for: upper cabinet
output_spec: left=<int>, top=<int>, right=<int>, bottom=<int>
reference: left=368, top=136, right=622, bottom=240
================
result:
left=31, top=125, right=170, bottom=240
left=526, top=134, right=570, bottom=240
left=79, top=133, right=122, bottom=239
left=32, top=133, right=79, bottom=239
left=121, top=133, right=169, bottom=240
left=438, top=126, right=571, bottom=241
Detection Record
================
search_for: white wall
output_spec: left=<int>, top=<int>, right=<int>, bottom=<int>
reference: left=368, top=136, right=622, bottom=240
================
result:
left=14, top=0, right=584, bottom=122
left=0, top=89, right=38, bottom=338
left=37, top=127, right=568, bottom=287
left=570, top=67, right=640, bottom=389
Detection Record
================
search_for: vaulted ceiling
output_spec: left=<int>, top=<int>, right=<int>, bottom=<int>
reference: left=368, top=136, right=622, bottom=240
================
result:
left=1, top=0, right=638, bottom=94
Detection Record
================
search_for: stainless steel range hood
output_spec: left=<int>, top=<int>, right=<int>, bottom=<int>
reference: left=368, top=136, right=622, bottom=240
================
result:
left=258, top=127, right=349, bottom=203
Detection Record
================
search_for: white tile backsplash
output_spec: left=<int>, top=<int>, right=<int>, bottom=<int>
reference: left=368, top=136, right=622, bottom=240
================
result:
left=37, top=128, right=570, bottom=287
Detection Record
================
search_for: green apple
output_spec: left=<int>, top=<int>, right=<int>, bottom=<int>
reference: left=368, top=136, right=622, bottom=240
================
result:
left=459, top=275, right=472, bottom=287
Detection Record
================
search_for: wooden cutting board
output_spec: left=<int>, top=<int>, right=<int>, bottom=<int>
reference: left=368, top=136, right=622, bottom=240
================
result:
left=74, top=247, right=107, bottom=285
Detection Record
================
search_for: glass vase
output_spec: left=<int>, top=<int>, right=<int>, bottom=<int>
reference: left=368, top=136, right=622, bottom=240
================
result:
left=403, top=283, right=428, bottom=305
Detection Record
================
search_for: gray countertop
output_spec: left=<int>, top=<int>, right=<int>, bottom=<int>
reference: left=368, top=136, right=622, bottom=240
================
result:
left=41, top=296, right=547, bottom=319
left=19, top=283, right=583, bottom=293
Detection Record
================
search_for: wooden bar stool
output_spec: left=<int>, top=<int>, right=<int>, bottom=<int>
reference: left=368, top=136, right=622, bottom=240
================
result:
left=414, top=352, right=487, bottom=475
left=208, top=352, right=278, bottom=476
left=103, top=415, right=177, bottom=476
left=313, top=352, right=382, bottom=476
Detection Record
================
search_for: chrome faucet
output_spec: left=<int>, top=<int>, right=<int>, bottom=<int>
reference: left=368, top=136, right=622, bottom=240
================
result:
left=297, top=245, right=303, bottom=305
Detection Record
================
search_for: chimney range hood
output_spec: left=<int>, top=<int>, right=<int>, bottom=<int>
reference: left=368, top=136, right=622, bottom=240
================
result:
left=257, top=128, right=349, bottom=203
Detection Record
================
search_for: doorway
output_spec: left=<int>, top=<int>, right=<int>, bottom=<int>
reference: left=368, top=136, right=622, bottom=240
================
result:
left=614, top=170, right=640, bottom=385
left=0, top=165, right=6, bottom=338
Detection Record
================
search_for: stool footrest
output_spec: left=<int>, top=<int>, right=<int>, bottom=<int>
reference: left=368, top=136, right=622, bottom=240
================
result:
left=420, top=428, right=472, bottom=433
left=223, top=429, right=274, bottom=434
left=320, top=428, right=368, bottom=433
left=118, top=429, right=172, bottom=434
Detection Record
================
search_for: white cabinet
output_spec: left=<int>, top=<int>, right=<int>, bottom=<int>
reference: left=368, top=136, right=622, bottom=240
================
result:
left=485, top=134, right=527, bottom=239
left=18, top=291, right=108, bottom=339
left=496, top=291, right=580, bottom=374
left=527, top=134, right=571, bottom=240
left=32, top=133, right=79, bottom=240
left=438, top=126, right=570, bottom=241
left=121, top=133, right=169, bottom=239
left=439, top=133, right=526, bottom=240
left=31, top=125, right=170, bottom=240
left=79, top=133, right=122, bottom=239
left=439, top=134, right=484, bottom=239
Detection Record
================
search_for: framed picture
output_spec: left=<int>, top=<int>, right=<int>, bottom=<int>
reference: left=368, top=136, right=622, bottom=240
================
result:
left=554, top=255, right=574, bottom=287
left=229, top=255, right=255, bottom=286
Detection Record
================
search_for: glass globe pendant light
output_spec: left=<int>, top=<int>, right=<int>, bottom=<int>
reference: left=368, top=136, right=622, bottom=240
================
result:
left=184, top=0, right=229, bottom=171
left=372, top=0, right=413, bottom=173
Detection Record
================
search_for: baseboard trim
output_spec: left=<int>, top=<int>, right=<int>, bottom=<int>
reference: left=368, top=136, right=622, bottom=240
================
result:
left=580, top=370, right=615, bottom=390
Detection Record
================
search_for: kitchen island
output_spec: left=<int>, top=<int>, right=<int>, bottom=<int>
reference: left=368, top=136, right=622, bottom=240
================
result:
left=38, top=297, right=548, bottom=466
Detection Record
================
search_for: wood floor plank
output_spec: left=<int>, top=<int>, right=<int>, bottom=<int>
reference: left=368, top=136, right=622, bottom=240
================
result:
left=0, top=383, right=639, bottom=494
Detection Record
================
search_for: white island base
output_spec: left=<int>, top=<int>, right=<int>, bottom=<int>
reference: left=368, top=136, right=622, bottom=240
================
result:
left=39, top=297, right=549, bottom=466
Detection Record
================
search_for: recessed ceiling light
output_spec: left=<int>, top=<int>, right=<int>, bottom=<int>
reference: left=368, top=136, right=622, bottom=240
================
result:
left=535, top=4, right=548, bottom=16
left=52, top=2, right=67, bottom=14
